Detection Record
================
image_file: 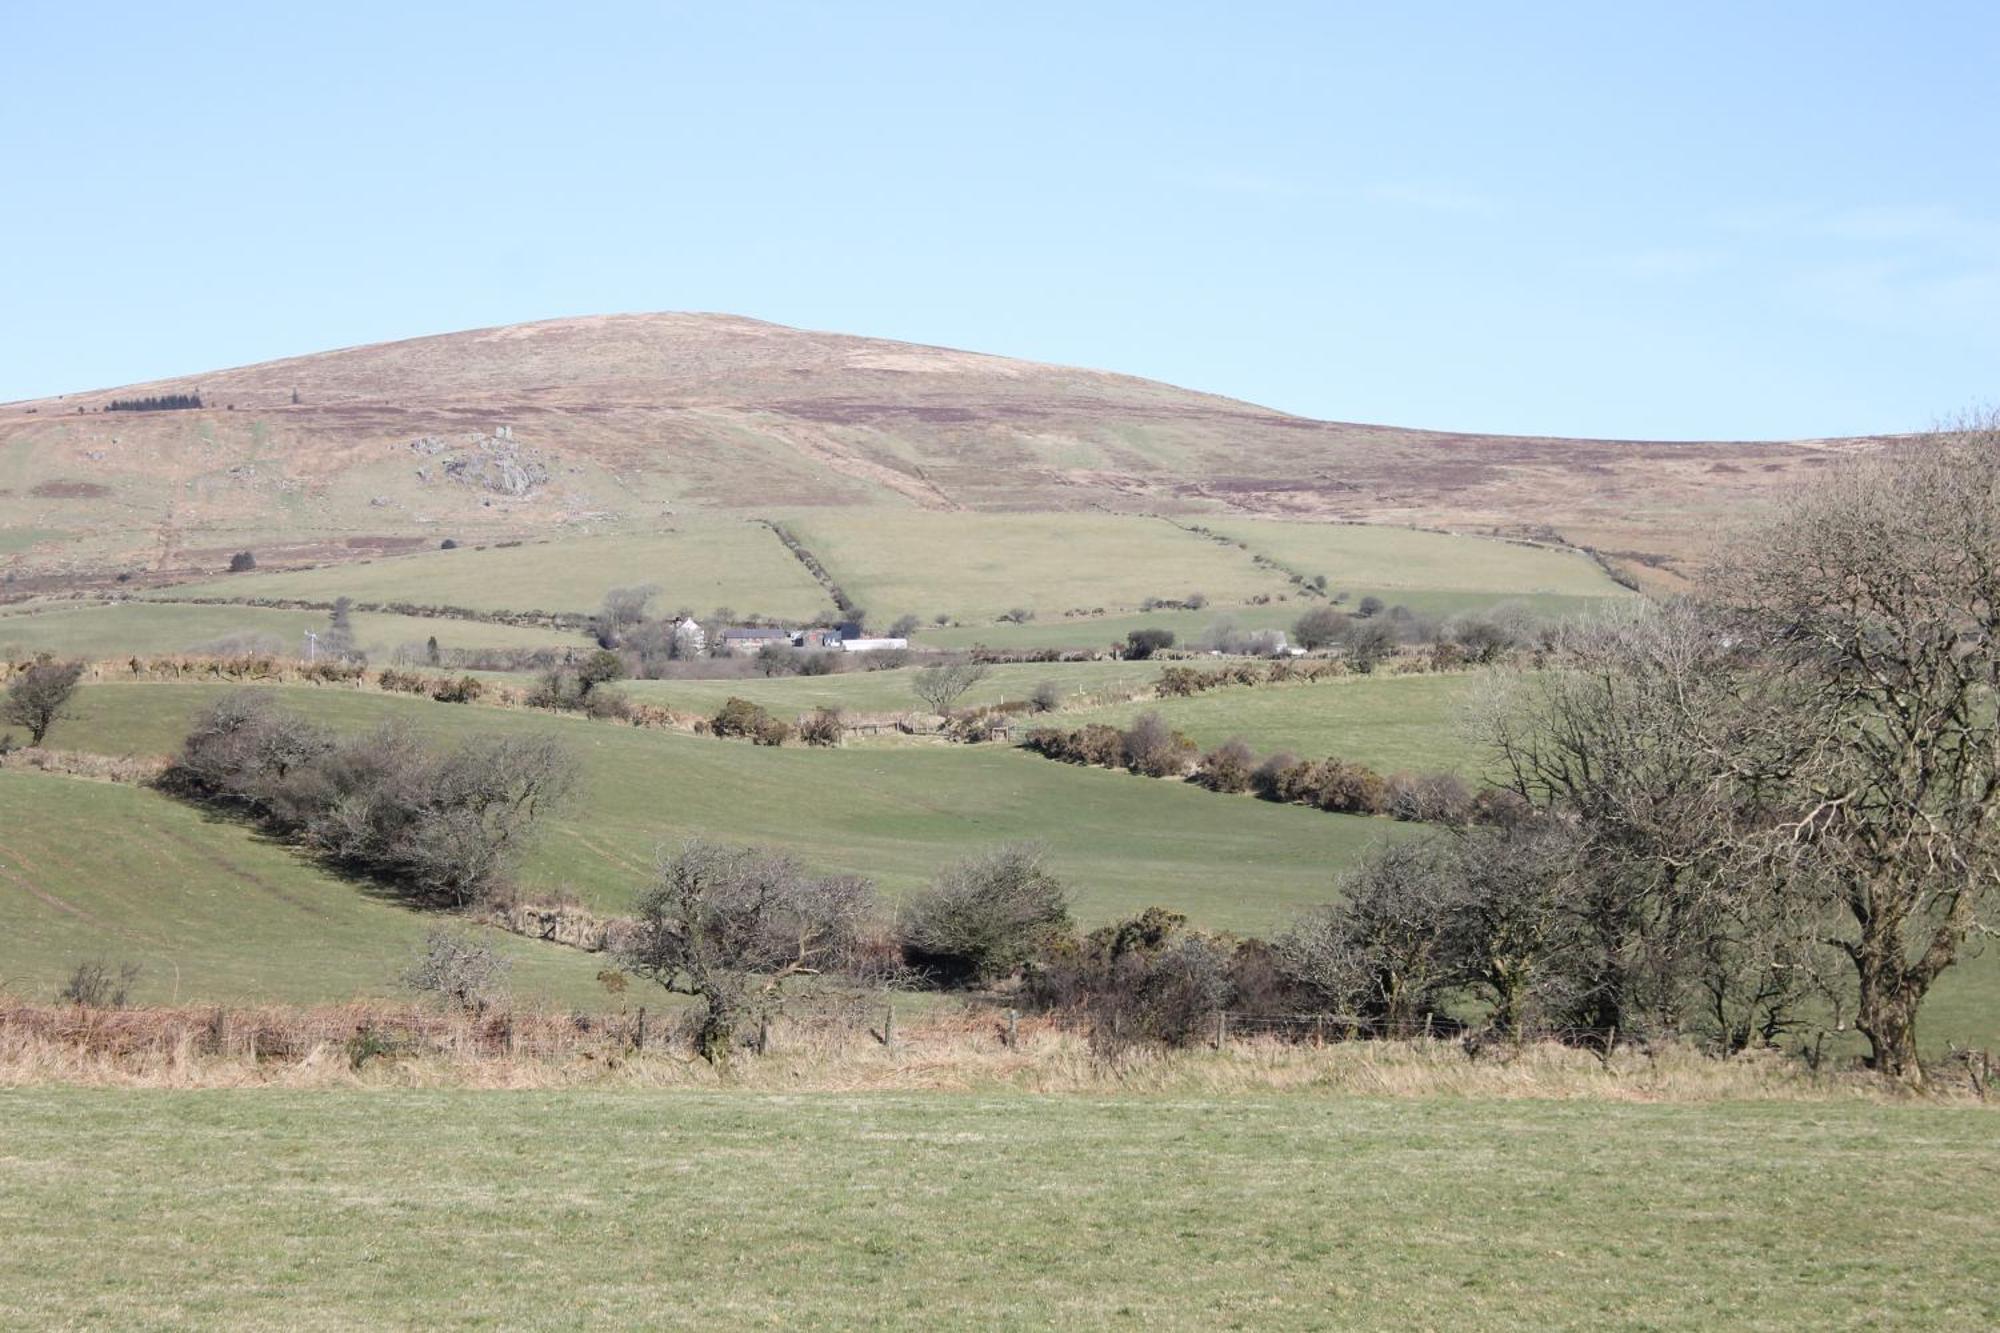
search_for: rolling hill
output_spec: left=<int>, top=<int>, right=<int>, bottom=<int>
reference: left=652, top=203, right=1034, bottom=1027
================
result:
left=0, top=312, right=1889, bottom=592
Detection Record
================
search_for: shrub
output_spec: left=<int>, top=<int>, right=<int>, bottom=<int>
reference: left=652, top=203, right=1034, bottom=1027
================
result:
left=711, top=696, right=772, bottom=739
left=577, top=649, right=627, bottom=694
left=1120, top=711, right=1196, bottom=778
left=430, top=675, right=485, bottom=704
left=799, top=708, right=844, bottom=747
left=582, top=689, right=635, bottom=722
left=56, top=959, right=141, bottom=1008
left=1357, top=595, right=1386, bottom=618
left=227, top=550, right=256, bottom=573
left=403, top=929, right=510, bottom=1012
left=1123, top=628, right=1176, bottom=660
left=1029, top=679, right=1062, bottom=713
left=1023, top=909, right=1229, bottom=1050
left=376, top=668, right=429, bottom=695
left=1196, top=738, right=1257, bottom=793
left=1072, top=724, right=1127, bottom=767
left=753, top=716, right=792, bottom=747
left=900, top=843, right=1073, bottom=986
left=1251, top=751, right=1300, bottom=801
left=1292, top=605, right=1350, bottom=650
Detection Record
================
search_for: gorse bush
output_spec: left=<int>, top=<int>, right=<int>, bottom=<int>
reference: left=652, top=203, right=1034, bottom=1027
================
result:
left=899, top=843, right=1073, bottom=986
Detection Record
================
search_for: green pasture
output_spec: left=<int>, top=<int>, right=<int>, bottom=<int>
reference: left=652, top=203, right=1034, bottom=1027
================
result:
left=0, top=1090, right=1992, bottom=1330
left=618, top=659, right=1158, bottom=717
left=0, top=600, right=583, bottom=659
left=46, top=682, right=1404, bottom=932
left=152, top=517, right=833, bottom=620
left=1062, top=672, right=1489, bottom=774
left=0, top=771, right=603, bottom=1008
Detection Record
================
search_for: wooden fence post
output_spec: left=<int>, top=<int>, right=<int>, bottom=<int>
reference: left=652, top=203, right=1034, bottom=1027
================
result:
left=1314, top=1013, right=1325, bottom=1048
left=1214, top=1011, right=1228, bottom=1050
left=883, top=1004, right=895, bottom=1054
left=756, top=1011, right=770, bottom=1056
left=635, top=1006, right=646, bottom=1052
left=1006, top=1008, right=1019, bottom=1049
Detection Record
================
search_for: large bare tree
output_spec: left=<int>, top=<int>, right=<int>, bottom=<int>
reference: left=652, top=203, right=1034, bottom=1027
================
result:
left=1479, top=602, right=1825, bottom=1046
left=1726, top=415, right=2000, bottom=1083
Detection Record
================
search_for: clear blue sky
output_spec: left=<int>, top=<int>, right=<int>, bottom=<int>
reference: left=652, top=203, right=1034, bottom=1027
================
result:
left=4, top=2, right=1995, bottom=439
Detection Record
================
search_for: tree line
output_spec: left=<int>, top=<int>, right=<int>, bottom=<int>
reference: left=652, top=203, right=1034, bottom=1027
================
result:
left=106, top=393, right=202, bottom=412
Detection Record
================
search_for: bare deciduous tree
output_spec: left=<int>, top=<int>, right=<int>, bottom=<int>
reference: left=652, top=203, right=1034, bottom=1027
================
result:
left=1725, top=415, right=2000, bottom=1083
left=1479, top=601, right=1825, bottom=1045
left=403, top=929, right=511, bottom=1012
left=620, top=841, right=876, bottom=1063
left=3, top=655, right=85, bottom=746
left=911, top=661, right=991, bottom=714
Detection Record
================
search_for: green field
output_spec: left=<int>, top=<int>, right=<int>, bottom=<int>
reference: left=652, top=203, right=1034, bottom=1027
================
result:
left=771, top=509, right=1297, bottom=622
left=1063, top=672, right=1488, bottom=773
left=0, top=600, right=583, bottom=659
left=154, top=518, right=833, bottom=619
left=143, top=512, right=1635, bottom=653
left=1204, top=517, right=1625, bottom=597
left=619, top=659, right=1159, bottom=717
left=0, top=1089, right=1991, bottom=1329
left=920, top=593, right=1620, bottom=650
left=0, top=771, right=603, bottom=1007
left=46, top=682, right=1404, bottom=931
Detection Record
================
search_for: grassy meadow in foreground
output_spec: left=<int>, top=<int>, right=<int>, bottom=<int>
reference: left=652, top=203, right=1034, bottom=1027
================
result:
left=0, top=1089, right=1992, bottom=1330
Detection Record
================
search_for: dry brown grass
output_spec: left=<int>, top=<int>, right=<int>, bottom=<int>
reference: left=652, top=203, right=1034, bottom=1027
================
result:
left=0, top=997, right=1974, bottom=1103
left=0, top=746, right=163, bottom=783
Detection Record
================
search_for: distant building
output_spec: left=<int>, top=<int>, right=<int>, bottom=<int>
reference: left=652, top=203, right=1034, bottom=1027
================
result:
left=672, top=616, right=708, bottom=656
left=717, top=626, right=793, bottom=654
left=795, top=627, right=844, bottom=650
left=840, top=637, right=909, bottom=653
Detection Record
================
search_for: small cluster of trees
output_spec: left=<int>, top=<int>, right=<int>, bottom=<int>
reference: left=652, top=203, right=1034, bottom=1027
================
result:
left=163, top=692, right=576, bottom=907
left=527, top=649, right=631, bottom=718
left=1293, top=414, right=2000, bottom=1083
left=107, top=393, right=201, bottom=412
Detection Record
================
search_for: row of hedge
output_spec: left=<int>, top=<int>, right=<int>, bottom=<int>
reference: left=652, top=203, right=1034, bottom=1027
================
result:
left=1021, top=715, right=1512, bottom=824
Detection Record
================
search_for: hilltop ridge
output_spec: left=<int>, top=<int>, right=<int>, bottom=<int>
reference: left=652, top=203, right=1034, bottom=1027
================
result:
left=0, top=312, right=1888, bottom=586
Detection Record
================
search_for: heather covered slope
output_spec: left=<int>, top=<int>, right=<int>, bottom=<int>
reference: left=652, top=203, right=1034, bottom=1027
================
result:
left=0, top=313, right=1884, bottom=588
